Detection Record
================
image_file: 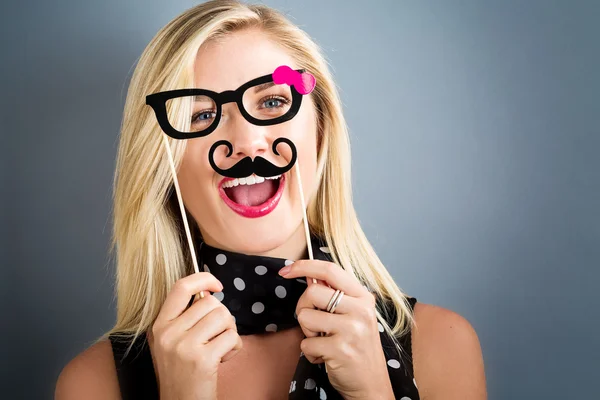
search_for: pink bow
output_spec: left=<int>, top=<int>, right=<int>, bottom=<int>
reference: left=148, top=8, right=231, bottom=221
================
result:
left=272, top=65, right=316, bottom=95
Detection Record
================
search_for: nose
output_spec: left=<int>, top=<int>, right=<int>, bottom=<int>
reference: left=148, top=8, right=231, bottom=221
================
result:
left=221, top=103, right=269, bottom=160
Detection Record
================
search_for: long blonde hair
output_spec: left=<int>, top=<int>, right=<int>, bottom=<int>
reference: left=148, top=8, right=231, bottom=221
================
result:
left=97, top=0, right=416, bottom=362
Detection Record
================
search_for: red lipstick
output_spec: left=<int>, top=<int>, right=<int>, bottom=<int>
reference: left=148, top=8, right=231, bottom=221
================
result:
left=218, top=174, right=285, bottom=218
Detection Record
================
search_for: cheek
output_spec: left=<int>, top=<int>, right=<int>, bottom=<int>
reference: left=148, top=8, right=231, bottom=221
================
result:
left=178, top=141, right=213, bottom=195
left=272, top=114, right=317, bottom=171
left=289, top=104, right=318, bottom=159
left=299, top=119, right=318, bottom=169
left=292, top=119, right=319, bottom=190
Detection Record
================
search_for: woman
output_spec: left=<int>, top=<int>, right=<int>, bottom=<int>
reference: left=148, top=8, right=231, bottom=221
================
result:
left=56, top=1, right=486, bottom=399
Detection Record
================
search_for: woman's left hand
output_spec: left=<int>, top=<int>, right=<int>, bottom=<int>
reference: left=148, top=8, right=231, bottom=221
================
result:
left=278, top=259, right=394, bottom=400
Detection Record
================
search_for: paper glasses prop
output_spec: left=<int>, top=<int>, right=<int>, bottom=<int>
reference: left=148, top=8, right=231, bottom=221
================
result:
left=146, top=65, right=316, bottom=178
left=146, top=65, right=319, bottom=300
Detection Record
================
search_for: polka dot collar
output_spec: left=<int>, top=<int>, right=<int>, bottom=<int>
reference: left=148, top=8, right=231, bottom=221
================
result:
left=198, top=233, right=332, bottom=336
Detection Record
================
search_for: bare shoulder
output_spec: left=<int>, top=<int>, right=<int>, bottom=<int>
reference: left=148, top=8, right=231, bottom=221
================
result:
left=55, top=339, right=121, bottom=400
left=411, top=301, right=487, bottom=400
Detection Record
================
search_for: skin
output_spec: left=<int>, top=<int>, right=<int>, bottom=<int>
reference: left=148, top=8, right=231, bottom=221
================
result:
left=55, top=28, right=487, bottom=400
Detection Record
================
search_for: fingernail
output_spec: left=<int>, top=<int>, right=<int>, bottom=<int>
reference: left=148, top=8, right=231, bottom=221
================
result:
left=279, top=265, right=291, bottom=276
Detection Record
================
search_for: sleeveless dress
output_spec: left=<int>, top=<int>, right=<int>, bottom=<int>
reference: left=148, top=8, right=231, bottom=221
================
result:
left=109, top=235, right=421, bottom=399
left=109, top=297, right=420, bottom=399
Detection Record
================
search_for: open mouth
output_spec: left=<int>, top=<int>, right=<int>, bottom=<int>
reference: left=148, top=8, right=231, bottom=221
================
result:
left=219, top=174, right=285, bottom=218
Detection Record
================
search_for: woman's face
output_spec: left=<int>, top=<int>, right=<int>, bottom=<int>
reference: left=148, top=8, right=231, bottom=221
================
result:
left=177, top=29, right=319, bottom=255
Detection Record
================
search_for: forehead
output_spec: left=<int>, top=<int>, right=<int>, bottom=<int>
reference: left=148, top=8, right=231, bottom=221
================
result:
left=194, top=29, right=297, bottom=92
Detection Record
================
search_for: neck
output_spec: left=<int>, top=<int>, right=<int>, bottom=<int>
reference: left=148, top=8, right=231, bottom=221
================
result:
left=199, top=223, right=310, bottom=261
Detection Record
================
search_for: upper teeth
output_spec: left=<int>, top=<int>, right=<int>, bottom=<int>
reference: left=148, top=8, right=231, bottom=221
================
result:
left=222, top=173, right=281, bottom=188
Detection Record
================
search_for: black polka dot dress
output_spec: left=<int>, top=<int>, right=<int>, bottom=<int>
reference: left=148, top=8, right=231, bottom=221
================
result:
left=109, top=234, right=420, bottom=399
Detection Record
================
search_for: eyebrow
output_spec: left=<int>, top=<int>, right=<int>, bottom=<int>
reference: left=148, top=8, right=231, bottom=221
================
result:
left=252, top=82, right=276, bottom=94
left=193, top=95, right=213, bottom=103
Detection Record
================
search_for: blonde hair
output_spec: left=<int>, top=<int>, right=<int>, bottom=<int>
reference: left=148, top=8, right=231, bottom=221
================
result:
left=97, top=0, right=416, bottom=363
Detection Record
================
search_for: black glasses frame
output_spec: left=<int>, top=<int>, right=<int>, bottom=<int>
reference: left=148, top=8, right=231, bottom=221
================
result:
left=145, top=69, right=306, bottom=140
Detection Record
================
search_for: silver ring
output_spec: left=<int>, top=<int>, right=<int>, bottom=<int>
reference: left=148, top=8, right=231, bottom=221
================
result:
left=329, top=290, right=344, bottom=313
left=327, top=290, right=344, bottom=313
left=326, top=289, right=341, bottom=312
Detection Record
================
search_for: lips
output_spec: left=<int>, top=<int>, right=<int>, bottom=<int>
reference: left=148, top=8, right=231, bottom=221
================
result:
left=224, top=178, right=278, bottom=206
left=219, top=174, right=285, bottom=218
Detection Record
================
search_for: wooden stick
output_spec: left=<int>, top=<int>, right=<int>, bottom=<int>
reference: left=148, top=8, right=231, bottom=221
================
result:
left=163, top=135, right=204, bottom=300
left=294, top=161, right=326, bottom=372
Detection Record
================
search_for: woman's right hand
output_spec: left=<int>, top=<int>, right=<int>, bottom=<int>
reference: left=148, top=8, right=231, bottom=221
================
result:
left=148, top=272, right=243, bottom=400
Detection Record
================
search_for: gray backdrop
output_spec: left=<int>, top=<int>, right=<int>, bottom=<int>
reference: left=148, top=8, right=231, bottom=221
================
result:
left=2, top=0, right=598, bottom=399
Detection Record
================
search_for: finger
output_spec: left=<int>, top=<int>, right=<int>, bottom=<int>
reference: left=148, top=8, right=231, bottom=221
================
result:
left=281, top=260, right=365, bottom=298
left=155, top=272, right=223, bottom=326
left=297, top=283, right=356, bottom=315
left=186, top=305, right=236, bottom=345
left=305, top=275, right=328, bottom=288
left=302, top=267, right=326, bottom=287
left=301, top=335, right=337, bottom=364
left=310, top=356, right=325, bottom=364
left=170, top=293, right=224, bottom=332
left=303, top=351, right=324, bottom=365
left=221, top=333, right=244, bottom=363
left=290, top=275, right=326, bottom=290
left=205, top=328, right=242, bottom=364
left=297, top=308, right=344, bottom=338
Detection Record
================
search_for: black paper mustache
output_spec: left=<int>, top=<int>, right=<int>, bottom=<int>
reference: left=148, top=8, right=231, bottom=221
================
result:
left=208, top=137, right=297, bottom=179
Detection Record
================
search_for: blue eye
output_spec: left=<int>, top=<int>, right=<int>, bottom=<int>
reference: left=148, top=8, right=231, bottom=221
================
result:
left=264, top=99, right=281, bottom=108
left=261, top=95, right=290, bottom=109
left=192, top=110, right=216, bottom=124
